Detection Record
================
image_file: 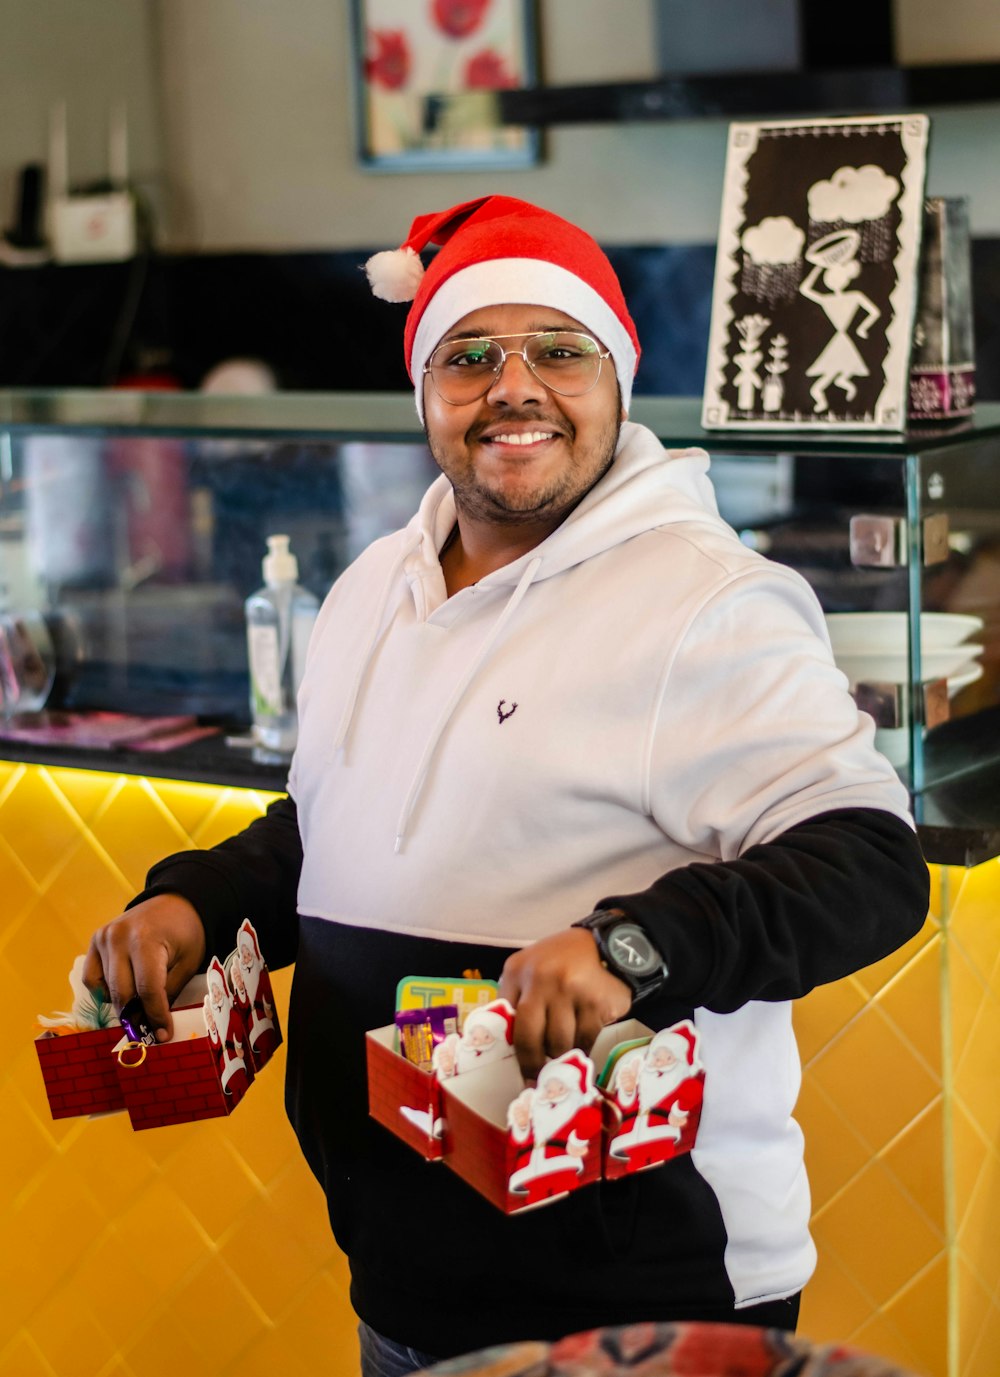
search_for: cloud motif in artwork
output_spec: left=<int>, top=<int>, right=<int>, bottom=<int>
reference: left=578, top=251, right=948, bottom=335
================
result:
left=808, top=165, right=901, bottom=224
left=741, top=216, right=806, bottom=266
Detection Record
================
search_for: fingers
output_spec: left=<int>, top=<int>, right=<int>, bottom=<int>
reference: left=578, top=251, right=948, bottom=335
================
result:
left=82, top=894, right=206, bottom=1044
left=500, top=928, right=632, bottom=1082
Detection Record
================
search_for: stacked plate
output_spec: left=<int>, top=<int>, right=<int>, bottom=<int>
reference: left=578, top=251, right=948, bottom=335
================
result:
left=824, top=612, right=984, bottom=697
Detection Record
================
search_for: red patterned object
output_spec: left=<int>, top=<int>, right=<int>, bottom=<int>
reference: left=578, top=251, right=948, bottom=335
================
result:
left=432, top=0, right=491, bottom=39
left=114, top=1007, right=252, bottom=1131
left=34, top=1027, right=125, bottom=1119
left=366, top=1026, right=445, bottom=1161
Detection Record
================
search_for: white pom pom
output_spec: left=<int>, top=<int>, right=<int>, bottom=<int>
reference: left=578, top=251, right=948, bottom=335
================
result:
left=365, top=246, right=424, bottom=303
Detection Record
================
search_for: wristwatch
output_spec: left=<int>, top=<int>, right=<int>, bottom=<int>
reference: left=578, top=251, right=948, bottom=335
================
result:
left=573, top=909, right=668, bottom=1002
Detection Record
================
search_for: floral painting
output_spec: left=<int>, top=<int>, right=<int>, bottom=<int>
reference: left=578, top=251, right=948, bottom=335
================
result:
left=702, top=114, right=930, bottom=431
left=352, top=0, right=540, bottom=170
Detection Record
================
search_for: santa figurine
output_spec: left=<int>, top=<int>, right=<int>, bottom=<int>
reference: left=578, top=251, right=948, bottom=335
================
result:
left=608, top=1020, right=704, bottom=1171
left=432, top=998, right=515, bottom=1081
left=205, top=956, right=253, bottom=1101
left=507, top=1049, right=602, bottom=1205
left=236, top=919, right=280, bottom=1067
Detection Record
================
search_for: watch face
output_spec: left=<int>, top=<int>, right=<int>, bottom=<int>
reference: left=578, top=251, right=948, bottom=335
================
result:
left=606, top=923, right=661, bottom=977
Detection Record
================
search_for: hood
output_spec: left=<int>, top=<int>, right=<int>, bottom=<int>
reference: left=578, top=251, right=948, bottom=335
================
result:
left=332, top=422, right=723, bottom=851
left=402, top=420, right=721, bottom=593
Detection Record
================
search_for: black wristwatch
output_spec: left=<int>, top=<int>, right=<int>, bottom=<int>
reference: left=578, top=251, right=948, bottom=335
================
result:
left=573, top=909, right=668, bottom=1002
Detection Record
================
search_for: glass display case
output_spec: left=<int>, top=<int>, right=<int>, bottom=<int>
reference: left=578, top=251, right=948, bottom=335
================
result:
left=1, top=389, right=998, bottom=862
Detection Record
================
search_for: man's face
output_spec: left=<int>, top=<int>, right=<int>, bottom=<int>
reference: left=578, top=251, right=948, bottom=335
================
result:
left=422, top=304, right=624, bottom=529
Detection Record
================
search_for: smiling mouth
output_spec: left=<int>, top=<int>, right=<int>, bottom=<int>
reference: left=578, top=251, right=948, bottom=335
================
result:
left=484, top=430, right=559, bottom=447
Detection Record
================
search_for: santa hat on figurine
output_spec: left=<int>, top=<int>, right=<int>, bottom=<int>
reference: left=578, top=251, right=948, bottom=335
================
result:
left=539, top=1048, right=596, bottom=1102
left=647, top=1021, right=701, bottom=1074
left=463, top=998, right=515, bottom=1047
left=365, top=195, right=641, bottom=419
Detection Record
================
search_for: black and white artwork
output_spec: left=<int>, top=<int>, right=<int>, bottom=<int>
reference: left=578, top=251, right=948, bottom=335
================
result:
left=702, top=115, right=930, bottom=431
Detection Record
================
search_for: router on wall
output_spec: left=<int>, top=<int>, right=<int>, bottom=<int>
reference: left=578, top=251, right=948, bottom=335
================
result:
left=46, top=100, right=136, bottom=264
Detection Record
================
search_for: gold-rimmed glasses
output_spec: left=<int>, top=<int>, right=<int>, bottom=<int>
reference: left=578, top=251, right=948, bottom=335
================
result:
left=424, top=330, right=610, bottom=405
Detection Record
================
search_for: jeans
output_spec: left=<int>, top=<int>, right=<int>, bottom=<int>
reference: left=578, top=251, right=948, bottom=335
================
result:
left=358, top=1323, right=439, bottom=1377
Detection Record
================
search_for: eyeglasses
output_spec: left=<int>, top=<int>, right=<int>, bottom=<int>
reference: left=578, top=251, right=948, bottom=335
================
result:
left=424, top=331, right=610, bottom=405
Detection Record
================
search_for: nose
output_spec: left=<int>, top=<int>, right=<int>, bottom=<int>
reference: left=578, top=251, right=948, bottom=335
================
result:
left=484, top=348, right=545, bottom=406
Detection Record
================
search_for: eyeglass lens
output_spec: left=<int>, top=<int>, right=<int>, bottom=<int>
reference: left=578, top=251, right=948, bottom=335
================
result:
left=427, top=332, right=606, bottom=402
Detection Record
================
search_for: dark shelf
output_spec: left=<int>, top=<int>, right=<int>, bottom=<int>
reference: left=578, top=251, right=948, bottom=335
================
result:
left=490, top=64, right=1000, bottom=126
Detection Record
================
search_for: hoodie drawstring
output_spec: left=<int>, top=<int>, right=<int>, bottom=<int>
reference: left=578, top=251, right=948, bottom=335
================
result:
left=394, top=555, right=542, bottom=852
left=332, top=532, right=423, bottom=753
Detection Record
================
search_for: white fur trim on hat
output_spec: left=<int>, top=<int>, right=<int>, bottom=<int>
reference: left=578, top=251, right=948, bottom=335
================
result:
left=365, top=246, right=425, bottom=304
left=412, top=258, right=637, bottom=421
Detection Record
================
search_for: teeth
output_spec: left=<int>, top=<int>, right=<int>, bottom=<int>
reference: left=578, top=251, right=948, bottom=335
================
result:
left=491, top=431, right=554, bottom=446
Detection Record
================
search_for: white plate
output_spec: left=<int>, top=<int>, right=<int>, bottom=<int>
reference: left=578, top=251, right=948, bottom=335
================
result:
left=948, top=662, right=984, bottom=697
left=834, top=644, right=983, bottom=685
left=825, top=611, right=984, bottom=655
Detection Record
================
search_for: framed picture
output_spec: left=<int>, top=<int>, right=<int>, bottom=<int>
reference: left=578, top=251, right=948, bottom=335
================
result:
left=351, top=0, right=541, bottom=172
left=702, top=114, right=930, bottom=431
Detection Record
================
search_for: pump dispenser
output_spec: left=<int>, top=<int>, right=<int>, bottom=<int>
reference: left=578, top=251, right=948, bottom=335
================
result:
left=245, top=534, right=319, bottom=757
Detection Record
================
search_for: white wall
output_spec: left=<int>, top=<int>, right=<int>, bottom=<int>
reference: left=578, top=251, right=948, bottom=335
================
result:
left=2, top=0, right=1000, bottom=253
left=0, top=0, right=163, bottom=227
left=150, top=0, right=1000, bottom=249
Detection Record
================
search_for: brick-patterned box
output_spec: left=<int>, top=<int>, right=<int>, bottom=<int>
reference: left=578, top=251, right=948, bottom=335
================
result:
left=365, top=1025, right=444, bottom=1161
left=34, top=1026, right=125, bottom=1119
left=113, top=1005, right=254, bottom=1131
left=441, top=1054, right=604, bottom=1215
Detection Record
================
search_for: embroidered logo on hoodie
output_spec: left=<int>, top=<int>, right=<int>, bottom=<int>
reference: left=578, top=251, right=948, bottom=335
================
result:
left=497, top=699, right=518, bottom=724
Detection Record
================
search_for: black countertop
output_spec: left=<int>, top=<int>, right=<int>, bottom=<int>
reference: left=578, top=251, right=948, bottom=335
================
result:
left=4, top=719, right=1000, bottom=867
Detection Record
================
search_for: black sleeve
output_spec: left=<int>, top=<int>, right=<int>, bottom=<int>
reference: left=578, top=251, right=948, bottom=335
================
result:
left=598, top=807, right=929, bottom=1017
left=127, top=795, right=303, bottom=970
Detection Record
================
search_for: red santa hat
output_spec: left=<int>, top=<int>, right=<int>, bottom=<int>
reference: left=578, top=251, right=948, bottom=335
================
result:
left=648, top=1021, right=701, bottom=1072
left=237, top=919, right=262, bottom=961
left=364, top=195, right=641, bottom=420
left=464, top=998, right=515, bottom=1045
left=540, top=1049, right=595, bottom=1100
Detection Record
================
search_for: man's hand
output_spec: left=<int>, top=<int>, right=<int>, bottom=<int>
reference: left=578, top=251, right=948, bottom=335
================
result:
left=499, top=928, right=632, bottom=1082
left=82, top=894, right=207, bottom=1043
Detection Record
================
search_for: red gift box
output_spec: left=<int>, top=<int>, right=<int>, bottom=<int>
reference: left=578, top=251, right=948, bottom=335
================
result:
left=113, top=1003, right=254, bottom=1131
left=441, top=1052, right=605, bottom=1214
left=365, top=1025, right=445, bottom=1161
left=34, top=1026, right=126, bottom=1119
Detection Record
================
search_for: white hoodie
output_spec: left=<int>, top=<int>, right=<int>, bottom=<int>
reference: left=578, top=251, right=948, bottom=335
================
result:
left=290, top=420, right=909, bottom=943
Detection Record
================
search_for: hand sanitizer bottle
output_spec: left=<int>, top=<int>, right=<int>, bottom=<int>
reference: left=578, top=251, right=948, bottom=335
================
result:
left=245, top=534, right=319, bottom=758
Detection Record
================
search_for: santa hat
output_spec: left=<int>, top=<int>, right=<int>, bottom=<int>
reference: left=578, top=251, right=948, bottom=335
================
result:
left=238, top=919, right=262, bottom=961
left=540, top=1049, right=595, bottom=1099
left=648, top=1021, right=701, bottom=1071
left=207, top=956, right=232, bottom=1002
left=364, top=195, right=640, bottom=420
left=464, top=998, right=516, bottom=1045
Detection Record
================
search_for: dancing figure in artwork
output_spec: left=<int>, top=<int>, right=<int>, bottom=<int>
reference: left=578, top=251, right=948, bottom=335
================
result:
left=799, top=228, right=880, bottom=413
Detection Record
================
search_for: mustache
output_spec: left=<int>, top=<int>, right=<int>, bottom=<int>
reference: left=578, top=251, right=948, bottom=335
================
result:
left=465, top=413, right=573, bottom=443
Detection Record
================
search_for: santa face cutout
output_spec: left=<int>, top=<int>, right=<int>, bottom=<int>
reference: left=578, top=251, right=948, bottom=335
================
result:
left=431, top=997, right=515, bottom=1081
left=206, top=956, right=253, bottom=1102
left=235, top=919, right=281, bottom=1068
left=608, top=1020, right=705, bottom=1172
left=506, top=1049, right=602, bottom=1205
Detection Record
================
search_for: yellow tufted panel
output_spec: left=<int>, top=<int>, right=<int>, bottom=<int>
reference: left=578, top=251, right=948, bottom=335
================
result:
left=0, top=763, right=360, bottom=1377
left=3, top=761, right=998, bottom=1376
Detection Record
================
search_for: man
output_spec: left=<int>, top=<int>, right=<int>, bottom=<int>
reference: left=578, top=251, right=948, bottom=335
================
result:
left=84, top=196, right=928, bottom=1374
